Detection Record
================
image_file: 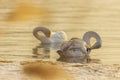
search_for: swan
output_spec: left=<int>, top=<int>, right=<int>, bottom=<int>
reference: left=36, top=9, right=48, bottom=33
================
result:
left=33, top=27, right=68, bottom=44
left=57, top=31, right=102, bottom=58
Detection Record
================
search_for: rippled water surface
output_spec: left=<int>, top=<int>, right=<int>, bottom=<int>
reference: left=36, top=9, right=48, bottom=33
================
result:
left=0, top=0, right=120, bottom=64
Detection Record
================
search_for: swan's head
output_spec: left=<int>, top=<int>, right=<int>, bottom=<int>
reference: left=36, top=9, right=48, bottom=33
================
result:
left=57, top=38, right=91, bottom=58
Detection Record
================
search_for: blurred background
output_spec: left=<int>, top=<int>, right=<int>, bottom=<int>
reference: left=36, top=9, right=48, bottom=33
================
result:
left=0, top=0, right=120, bottom=64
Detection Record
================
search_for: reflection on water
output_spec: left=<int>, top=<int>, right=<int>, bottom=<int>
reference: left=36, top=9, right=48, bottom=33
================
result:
left=32, top=43, right=100, bottom=63
left=58, top=56, right=100, bottom=63
left=32, top=47, right=50, bottom=59
left=58, top=56, right=91, bottom=63
left=32, top=43, right=62, bottom=59
left=0, top=0, right=120, bottom=64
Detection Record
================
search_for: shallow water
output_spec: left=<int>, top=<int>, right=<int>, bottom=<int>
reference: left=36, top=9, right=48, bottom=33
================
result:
left=0, top=0, right=120, bottom=64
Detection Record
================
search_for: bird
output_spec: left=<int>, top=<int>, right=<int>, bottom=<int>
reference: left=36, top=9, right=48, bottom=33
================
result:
left=33, top=27, right=68, bottom=44
left=57, top=31, right=102, bottom=58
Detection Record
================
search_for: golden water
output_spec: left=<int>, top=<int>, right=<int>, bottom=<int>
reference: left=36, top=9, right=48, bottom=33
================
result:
left=0, top=0, right=120, bottom=64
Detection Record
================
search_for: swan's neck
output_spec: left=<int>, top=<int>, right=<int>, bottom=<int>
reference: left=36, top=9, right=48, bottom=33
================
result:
left=83, top=31, right=101, bottom=49
left=33, top=27, right=51, bottom=43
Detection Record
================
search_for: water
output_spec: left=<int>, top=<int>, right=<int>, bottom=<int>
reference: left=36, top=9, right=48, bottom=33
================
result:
left=0, top=0, right=120, bottom=64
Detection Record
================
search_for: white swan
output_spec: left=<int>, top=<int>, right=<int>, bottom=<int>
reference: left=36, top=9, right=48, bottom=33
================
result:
left=33, top=27, right=68, bottom=44
left=57, top=31, right=102, bottom=58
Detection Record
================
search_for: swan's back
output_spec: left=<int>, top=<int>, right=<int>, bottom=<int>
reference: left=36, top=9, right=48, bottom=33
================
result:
left=51, top=31, right=68, bottom=43
left=57, top=38, right=88, bottom=57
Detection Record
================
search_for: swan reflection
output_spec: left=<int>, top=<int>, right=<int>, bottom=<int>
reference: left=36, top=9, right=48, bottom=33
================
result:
left=32, top=43, right=100, bottom=63
left=57, top=55, right=91, bottom=63
left=32, top=43, right=61, bottom=59
left=57, top=56, right=100, bottom=63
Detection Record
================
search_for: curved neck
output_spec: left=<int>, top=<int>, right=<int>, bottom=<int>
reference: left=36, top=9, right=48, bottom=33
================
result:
left=33, top=27, right=51, bottom=43
left=83, top=31, right=102, bottom=49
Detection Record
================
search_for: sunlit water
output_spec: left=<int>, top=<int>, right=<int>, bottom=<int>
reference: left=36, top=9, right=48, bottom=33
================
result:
left=0, top=0, right=120, bottom=64
left=0, top=24, right=119, bottom=64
